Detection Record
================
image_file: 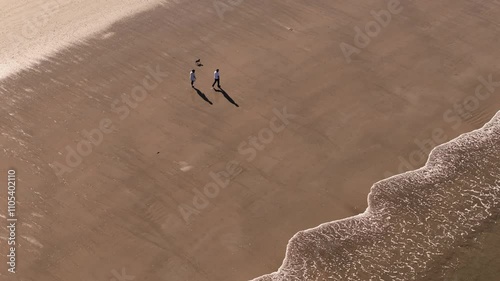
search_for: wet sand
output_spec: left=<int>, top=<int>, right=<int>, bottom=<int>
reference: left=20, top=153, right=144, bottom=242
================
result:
left=450, top=219, right=500, bottom=281
left=0, top=0, right=499, bottom=280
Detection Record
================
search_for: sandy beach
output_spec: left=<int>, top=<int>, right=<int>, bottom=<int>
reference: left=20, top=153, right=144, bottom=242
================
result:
left=0, top=0, right=499, bottom=280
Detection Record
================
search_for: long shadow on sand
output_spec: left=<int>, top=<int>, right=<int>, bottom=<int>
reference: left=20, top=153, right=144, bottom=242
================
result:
left=215, top=87, right=239, bottom=107
left=193, top=87, right=213, bottom=105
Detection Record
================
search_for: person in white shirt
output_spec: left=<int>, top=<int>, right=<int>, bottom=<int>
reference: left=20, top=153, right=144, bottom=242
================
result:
left=212, top=69, right=221, bottom=89
left=190, top=69, right=196, bottom=88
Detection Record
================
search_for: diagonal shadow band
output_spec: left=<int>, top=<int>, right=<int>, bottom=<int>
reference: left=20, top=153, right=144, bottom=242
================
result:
left=215, top=87, right=239, bottom=107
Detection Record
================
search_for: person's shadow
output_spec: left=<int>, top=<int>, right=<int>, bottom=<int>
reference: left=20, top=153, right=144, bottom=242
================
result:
left=193, top=87, right=213, bottom=105
left=215, top=87, right=239, bottom=107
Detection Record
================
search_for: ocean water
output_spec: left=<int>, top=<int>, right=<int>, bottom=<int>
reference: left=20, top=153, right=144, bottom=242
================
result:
left=253, top=111, right=500, bottom=281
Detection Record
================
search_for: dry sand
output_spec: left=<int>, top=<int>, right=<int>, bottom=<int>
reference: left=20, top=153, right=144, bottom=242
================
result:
left=0, top=0, right=499, bottom=280
left=0, top=0, right=167, bottom=79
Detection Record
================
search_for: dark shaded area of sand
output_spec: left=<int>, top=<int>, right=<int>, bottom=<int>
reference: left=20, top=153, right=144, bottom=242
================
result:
left=0, top=0, right=499, bottom=280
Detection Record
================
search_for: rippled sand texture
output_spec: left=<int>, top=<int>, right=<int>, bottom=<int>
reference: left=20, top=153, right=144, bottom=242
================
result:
left=254, top=111, right=500, bottom=280
left=0, top=0, right=168, bottom=78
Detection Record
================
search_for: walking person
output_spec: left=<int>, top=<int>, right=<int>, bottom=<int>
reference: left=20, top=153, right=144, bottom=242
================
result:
left=212, top=69, right=221, bottom=89
left=190, top=69, right=196, bottom=88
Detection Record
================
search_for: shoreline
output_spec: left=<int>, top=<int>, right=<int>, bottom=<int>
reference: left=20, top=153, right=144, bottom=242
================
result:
left=0, top=0, right=168, bottom=80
